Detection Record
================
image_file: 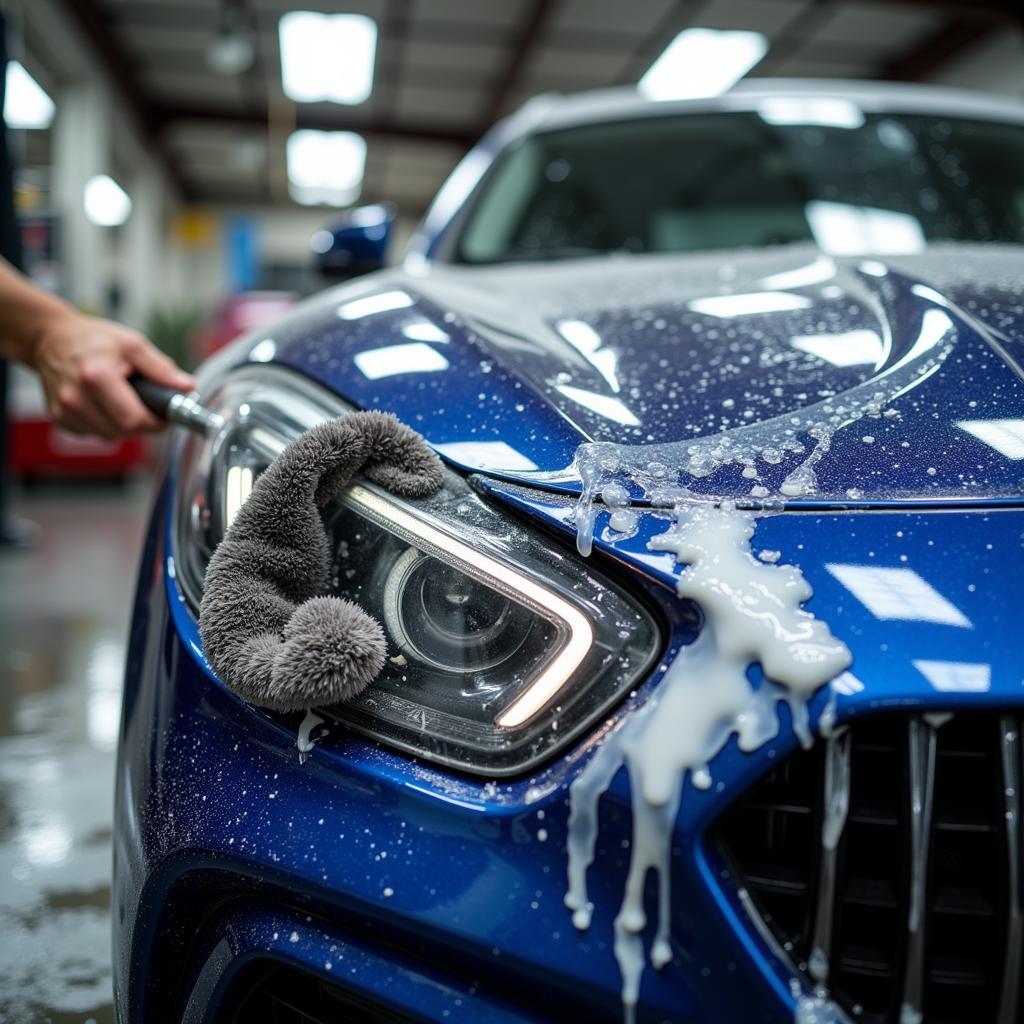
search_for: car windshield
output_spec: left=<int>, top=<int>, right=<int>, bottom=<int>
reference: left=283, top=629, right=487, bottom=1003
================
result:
left=455, top=107, right=1024, bottom=263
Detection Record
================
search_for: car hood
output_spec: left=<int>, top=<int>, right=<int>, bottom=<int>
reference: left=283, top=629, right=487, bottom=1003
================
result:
left=259, top=243, right=1024, bottom=505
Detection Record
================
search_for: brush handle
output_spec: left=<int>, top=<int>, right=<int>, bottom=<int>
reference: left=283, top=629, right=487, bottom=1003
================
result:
left=128, top=373, right=178, bottom=418
left=128, top=373, right=224, bottom=436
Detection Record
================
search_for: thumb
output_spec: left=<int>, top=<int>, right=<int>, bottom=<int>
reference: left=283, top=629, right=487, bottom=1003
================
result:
left=127, top=337, right=196, bottom=392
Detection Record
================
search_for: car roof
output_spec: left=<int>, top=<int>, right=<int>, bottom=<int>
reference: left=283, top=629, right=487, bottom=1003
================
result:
left=501, top=78, right=1024, bottom=138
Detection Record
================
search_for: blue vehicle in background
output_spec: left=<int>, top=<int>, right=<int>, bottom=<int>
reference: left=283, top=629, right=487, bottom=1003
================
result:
left=115, top=80, right=1024, bottom=1023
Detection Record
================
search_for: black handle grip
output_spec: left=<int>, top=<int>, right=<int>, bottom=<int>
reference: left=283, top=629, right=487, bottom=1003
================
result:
left=128, top=373, right=179, bottom=419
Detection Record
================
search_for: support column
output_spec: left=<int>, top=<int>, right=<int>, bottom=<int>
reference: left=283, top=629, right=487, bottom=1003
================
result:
left=52, top=80, right=112, bottom=312
left=122, top=156, right=163, bottom=331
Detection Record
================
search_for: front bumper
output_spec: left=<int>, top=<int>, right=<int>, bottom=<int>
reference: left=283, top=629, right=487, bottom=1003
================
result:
left=115, top=477, right=1024, bottom=1023
left=113, top=480, right=799, bottom=1024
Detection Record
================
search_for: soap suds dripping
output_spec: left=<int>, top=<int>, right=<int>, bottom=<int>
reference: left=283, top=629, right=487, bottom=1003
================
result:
left=564, top=504, right=851, bottom=1021
left=296, top=709, right=325, bottom=764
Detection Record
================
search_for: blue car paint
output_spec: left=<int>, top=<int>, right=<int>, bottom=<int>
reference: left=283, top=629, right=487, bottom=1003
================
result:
left=115, top=85, right=1024, bottom=1023
left=263, top=246, right=1024, bottom=505
left=115, top=464, right=1021, bottom=1021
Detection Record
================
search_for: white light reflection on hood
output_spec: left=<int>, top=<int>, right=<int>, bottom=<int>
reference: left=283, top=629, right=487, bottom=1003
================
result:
left=826, top=564, right=971, bottom=628
left=913, top=660, right=991, bottom=692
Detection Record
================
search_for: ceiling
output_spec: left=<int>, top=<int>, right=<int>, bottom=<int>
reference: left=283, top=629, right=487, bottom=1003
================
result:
left=58, top=0, right=1024, bottom=213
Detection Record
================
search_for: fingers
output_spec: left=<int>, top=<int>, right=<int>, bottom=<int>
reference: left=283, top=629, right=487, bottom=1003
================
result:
left=123, top=333, right=196, bottom=392
left=33, top=313, right=196, bottom=439
left=89, top=372, right=163, bottom=434
left=49, top=383, right=123, bottom=439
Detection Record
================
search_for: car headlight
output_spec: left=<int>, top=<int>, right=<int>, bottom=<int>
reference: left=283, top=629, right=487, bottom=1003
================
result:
left=174, top=366, right=661, bottom=776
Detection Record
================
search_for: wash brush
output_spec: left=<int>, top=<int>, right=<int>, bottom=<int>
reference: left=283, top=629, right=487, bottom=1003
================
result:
left=129, top=373, right=445, bottom=713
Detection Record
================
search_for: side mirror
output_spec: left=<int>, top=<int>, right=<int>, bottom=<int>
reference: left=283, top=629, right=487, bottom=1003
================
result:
left=314, top=203, right=396, bottom=281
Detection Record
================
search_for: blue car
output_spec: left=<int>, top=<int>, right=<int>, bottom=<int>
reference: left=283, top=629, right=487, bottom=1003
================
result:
left=115, top=80, right=1024, bottom=1024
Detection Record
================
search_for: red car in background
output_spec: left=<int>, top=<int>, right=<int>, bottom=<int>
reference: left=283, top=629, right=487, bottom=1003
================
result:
left=192, top=291, right=297, bottom=363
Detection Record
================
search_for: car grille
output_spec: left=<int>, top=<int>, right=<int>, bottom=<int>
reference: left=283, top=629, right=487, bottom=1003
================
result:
left=216, top=962, right=418, bottom=1024
left=715, top=713, right=1023, bottom=1024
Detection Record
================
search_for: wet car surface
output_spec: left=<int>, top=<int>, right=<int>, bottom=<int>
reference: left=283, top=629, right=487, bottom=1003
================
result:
left=116, top=81, right=1024, bottom=1024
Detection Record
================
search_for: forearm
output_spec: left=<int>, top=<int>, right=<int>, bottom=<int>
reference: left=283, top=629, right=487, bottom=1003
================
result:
left=0, top=257, right=195, bottom=438
left=0, top=258, right=78, bottom=367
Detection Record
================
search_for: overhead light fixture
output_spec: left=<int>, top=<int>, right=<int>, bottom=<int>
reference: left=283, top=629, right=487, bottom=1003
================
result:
left=638, top=28, right=767, bottom=102
left=207, top=2, right=256, bottom=76
left=286, top=129, right=366, bottom=206
left=83, top=175, right=132, bottom=227
left=4, top=61, right=54, bottom=129
left=279, top=11, right=377, bottom=105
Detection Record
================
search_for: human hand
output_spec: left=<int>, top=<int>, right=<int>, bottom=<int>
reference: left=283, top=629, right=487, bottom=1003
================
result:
left=30, top=312, right=196, bottom=439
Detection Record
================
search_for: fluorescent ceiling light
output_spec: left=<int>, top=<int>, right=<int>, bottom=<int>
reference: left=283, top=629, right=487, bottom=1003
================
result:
left=354, top=342, right=449, bottom=380
left=83, top=175, right=132, bottom=227
left=758, top=97, right=865, bottom=129
left=805, top=200, right=925, bottom=256
left=5, top=62, right=54, bottom=129
left=639, top=28, right=767, bottom=101
left=207, top=7, right=256, bottom=76
left=286, top=130, right=366, bottom=206
left=913, top=659, right=991, bottom=693
left=956, top=419, right=1024, bottom=460
left=791, top=330, right=886, bottom=368
left=279, top=11, right=376, bottom=105
left=689, top=291, right=811, bottom=317
left=825, top=564, right=971, bottom=628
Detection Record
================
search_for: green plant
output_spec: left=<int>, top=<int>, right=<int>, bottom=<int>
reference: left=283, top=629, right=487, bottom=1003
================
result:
left=145, top=305, right=201, bottom=371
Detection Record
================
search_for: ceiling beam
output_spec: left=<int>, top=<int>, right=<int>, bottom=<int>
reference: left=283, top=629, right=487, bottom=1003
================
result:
left=58, top=0, right=195, bottom=200
left=884, top=20, right=1001, bottom=80
left=862, top=0, right=1023, bottom=26
left=377, top=0, right=414, bottom=122
left=747, top=0, right=841, bottom=76
left=477, top=0, right=558, bottom=130
left=151, top=103, right=478, bottom=150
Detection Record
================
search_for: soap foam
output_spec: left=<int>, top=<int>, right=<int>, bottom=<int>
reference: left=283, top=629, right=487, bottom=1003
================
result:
left=571, top=306, right=954, bottom=532
left=565, top=505, right=851, bottom=1020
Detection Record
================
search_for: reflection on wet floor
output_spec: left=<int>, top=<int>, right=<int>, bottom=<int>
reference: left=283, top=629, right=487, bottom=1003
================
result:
left=0, top=482, right=153, bottom=1024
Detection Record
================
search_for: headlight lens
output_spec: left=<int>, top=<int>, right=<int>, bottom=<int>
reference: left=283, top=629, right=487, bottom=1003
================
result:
left=174, top=367, right=661, bottom=776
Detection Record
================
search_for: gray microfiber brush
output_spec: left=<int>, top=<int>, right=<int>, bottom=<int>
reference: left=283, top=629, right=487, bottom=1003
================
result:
left=198, top=411, right=443, bottom=712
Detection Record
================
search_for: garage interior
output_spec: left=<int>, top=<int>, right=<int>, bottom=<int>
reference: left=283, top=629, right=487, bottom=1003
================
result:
left=0, top=1, right=1022, bottom=1021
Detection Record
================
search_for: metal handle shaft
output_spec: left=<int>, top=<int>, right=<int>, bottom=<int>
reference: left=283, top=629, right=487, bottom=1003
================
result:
left=128, top=373, right=224, bottom=436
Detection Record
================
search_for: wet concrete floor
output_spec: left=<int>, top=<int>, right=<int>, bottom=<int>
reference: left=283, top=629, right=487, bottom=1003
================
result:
left=0, top=481, right=153, bottom=1024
